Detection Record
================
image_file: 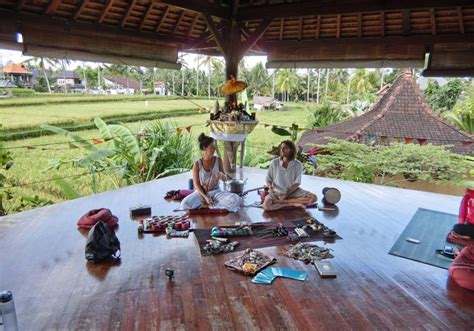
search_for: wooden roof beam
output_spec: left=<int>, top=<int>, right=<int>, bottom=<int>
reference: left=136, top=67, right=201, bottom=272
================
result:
left=183, top=30, right=213, bottom=50
left=73, top=0, right=88, bottom=20
left=239, top=18, right=271, bottom=56
left=155, top=6, right=170, bottom=33
left=45, top=0, right=62, bottom=15
left=237, top=0, right=474, bottom=21
left=121, top=0, right=138, bottom=28
left=153, top=0, right=229, bottom=20
left=173, top=10, right=185, bottom=36
left=140, top=2, right=155, bottom=30
left=204, top=13, right=227, bottom=54
left=261, top=33, right=474, bottom=50
left=0, top=9, right=189, bottom=46
left=99, top=0, right=114, bottom=24
left=186, top=13, right=200, bottom=38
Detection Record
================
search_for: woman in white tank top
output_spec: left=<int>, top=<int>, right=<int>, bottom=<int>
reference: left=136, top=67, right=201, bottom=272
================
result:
left=181, top=133, right=242, bottom=212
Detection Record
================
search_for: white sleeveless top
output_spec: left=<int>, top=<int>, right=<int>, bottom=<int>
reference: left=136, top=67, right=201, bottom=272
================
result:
left=197, top=157, right=220, bottom=192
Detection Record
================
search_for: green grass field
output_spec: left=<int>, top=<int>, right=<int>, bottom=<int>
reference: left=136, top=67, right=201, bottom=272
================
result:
left=0, top=97, right=215, bottom=130
left=2, top=98, right=311, bottom=213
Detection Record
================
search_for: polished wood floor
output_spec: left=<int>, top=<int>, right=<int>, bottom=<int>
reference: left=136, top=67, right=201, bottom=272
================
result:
left=1, top=167, right=473, bottom=330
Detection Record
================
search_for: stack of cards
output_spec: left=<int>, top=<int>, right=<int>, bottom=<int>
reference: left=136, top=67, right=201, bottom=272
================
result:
left=252, top=267, right=308, bottom=285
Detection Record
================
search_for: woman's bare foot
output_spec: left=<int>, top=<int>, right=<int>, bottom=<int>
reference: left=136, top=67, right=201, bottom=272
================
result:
left=292, top=203, right=306, bottom=209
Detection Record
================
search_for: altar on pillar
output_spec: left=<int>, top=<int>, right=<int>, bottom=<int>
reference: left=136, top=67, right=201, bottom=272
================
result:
left=207, top=77, right=258, bottom=174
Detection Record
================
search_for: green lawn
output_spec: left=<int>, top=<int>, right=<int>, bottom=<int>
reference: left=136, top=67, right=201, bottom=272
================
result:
left=0, top=98, right=215, bottom=130
left=3, top=106, right=311, bottom=213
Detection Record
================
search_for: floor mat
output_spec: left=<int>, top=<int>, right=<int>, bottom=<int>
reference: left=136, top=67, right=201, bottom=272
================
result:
left=389, top=208, right=462, bottom=269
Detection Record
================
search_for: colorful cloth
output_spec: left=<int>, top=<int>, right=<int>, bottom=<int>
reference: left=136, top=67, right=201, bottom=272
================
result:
left=449, top=246, right=474, bottom=291
left=459, top=188, right=474, bottom=225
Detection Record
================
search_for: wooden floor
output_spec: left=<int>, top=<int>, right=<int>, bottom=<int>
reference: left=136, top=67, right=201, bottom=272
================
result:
left=1, top=167, right=473, bottom=330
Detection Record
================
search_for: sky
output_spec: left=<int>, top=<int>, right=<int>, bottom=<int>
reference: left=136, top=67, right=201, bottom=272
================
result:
left=0, top=49, right=268, bottom=72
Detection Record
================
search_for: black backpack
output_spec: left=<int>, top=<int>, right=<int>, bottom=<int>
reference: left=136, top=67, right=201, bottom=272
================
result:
left=85, top=221, right=121, bottom=262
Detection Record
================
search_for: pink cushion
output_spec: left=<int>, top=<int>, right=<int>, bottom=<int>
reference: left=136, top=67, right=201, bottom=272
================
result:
left=77, top=208, right=118, bottom=229
left=449, top=246, right=474, bottom=291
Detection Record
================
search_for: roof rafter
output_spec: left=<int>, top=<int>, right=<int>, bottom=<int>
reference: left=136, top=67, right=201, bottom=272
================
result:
left=239, top=18, right=272, bottom=57
left=45, top=0, right=62, bottom=15
left=73, top=0, right=88, bottom=20
left=237, top=0, right=474, bottom=21
left=121, top=0, right=138, bottom=28
left=204, top=13, right=227, bottom=55
left=173, top=10, right=185, bottom=36
left=98, top=0, right=114, bottom=24
left=140, top=2, right=155, bottom=30
left=155, top=6, right=170, bottom=33
left=153, top=0, right=229, bottom=20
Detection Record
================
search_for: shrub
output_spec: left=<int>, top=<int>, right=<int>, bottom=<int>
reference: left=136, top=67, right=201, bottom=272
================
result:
left=307, top=103, right=347, bottom=128
left=314, top=139, right=469, bottom=185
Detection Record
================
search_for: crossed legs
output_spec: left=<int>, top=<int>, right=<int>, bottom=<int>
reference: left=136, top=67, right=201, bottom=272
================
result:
left=263, top=188, right=317, bottom=211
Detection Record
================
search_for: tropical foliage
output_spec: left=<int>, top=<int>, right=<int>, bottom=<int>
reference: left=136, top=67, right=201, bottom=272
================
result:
left=313, top=139, right=469, bottom=185
left=41, top=119, right=195, bottom=188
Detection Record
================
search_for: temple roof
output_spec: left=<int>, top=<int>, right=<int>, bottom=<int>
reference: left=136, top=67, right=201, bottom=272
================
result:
left=298, top=71, right=474, bottom=155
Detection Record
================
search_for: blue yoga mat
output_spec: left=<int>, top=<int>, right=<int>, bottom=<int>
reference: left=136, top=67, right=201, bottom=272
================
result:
left=389, top=208, right=461, bottom=269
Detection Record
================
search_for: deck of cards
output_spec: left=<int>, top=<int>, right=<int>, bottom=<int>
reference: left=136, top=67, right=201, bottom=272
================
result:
left=251, top=267, right=308, bottom=285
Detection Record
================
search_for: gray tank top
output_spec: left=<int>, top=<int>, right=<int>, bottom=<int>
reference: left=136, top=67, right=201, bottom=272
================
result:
left=197, top=157, right=220, bottom=192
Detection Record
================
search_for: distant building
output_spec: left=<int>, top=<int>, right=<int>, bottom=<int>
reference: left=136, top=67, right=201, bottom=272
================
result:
left=54, top=70, right=84, bottom=93
left=153, top=81, right=166, bottom=96
left=299, top=71, right=473, bottom=155
left=103, top=76, right=141, bottom=95
left=0, top=79, right=17, bottom=88
left=1, top=63, right=33, bottom=88
left=253, top=96, right=283, bottom=111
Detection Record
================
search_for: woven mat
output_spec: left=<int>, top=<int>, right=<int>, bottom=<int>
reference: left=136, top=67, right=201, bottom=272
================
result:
left=193, top=223, right=341, bottom=256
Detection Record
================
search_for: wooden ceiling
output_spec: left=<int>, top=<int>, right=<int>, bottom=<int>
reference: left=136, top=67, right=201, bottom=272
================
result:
left=0, top=1, right=472, bottom=74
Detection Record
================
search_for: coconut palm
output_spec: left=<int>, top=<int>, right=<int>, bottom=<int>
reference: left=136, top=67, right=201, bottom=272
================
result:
left=350, top=69, right=375, bottom=95
left=22, top=56, right=56, bottom=93
left=275, top=69, right=299, bottom=102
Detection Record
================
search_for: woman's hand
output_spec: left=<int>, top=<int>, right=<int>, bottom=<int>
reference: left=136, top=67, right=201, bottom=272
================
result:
left=218, top=172, right=231, bottom=181
left=204, top=195, right=214, bottom=206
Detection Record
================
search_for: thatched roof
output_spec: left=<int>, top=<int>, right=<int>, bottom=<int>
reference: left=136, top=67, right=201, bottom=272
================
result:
left=298, top=71, right=474, bottom=155
left=0, top=1, right=472, bottom=74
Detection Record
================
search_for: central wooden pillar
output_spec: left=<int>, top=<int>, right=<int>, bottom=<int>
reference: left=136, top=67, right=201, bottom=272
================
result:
left=222, top=20, right=244, bottom=174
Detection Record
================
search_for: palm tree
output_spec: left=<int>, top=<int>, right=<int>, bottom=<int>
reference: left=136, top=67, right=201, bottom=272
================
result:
left=350, top=69, right=374, bottom=94
left=249, top=62, right=270, bottom=96
left=200, top=55, right=214, bottom=99
left=275, top=69, right=299, bottom=102
left=443, top=111, right=474, bottom=134
left=22, top=56, right=55, bottom=93
left=178, top=54, right=189, bottom=96
left=316, top=69, right=321, bottom=104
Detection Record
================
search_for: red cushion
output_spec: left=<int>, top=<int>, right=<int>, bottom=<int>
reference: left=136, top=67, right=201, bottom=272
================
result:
left=77, top=208, right=118, bottom=229
left=449, top=246, right=474, bottom=291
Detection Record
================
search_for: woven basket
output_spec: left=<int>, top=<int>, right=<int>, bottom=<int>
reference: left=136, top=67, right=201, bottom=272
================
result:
left=208, top=120, right=258, bottom=135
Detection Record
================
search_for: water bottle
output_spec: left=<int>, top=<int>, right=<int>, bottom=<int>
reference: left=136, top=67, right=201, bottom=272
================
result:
left=0, top=291, right=19, bottom=331
left=188, top=178, right=194, bottom=190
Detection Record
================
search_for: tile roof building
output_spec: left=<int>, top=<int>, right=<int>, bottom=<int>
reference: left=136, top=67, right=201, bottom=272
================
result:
left=298, top=71, right=473, bottom=155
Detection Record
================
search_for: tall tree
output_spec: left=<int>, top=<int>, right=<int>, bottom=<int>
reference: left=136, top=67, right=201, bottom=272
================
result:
left=22, top=57, right=55, bottom=93
left=275, top=69, right=298, bottom=102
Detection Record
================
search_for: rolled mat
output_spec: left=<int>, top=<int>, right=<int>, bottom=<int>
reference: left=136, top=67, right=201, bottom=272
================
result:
left=187, top=208, right=229, bottom=216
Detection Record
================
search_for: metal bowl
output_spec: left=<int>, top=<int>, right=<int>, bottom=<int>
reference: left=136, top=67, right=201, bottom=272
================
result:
left=223, top=179, right=247, bottom=194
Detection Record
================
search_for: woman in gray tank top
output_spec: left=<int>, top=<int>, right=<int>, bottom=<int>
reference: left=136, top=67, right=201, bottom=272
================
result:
left=181, top=133, right=242, bottom=212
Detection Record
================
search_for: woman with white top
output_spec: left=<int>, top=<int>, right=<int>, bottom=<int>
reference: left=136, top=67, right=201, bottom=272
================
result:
left=180, top=133, right=242, bottom=212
